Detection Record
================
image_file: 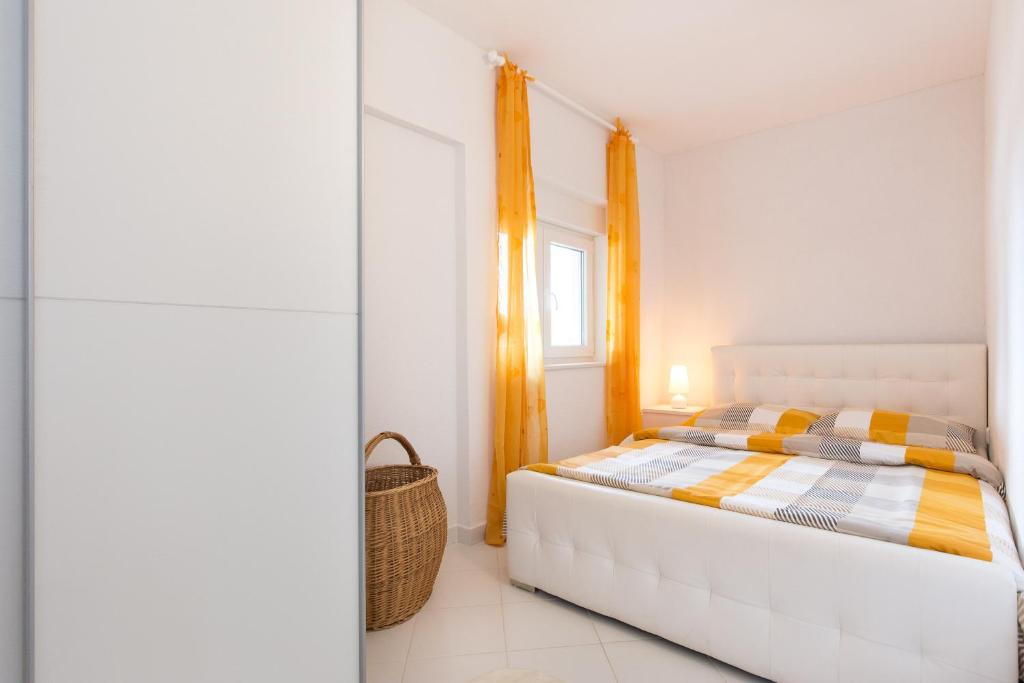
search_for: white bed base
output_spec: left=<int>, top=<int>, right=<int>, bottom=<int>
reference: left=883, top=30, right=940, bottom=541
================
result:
left=507, top=343, right=1018, bottom=682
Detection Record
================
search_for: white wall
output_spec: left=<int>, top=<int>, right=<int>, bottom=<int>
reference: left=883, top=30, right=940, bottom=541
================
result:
left=637, top=146, right=667, bottom=410
left=363, top=112, right=461, bottom=531
left=364, top=0, right=667, bottom=534
left=0, top=0, right=23, bottom=677
left=530, top=90, right=609, bottom=461
left=662, top=77, right=986, bottom=406
left=986, top=0, right=1024, bottom=536
left=31, top=1, right=360, bottom=680
left=531, top=91, right=667, bottom=459
left=363, top=0, right=495, bottom=541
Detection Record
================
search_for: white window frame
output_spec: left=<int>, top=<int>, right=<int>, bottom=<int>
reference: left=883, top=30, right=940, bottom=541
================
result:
left=537, top=218, right=607, bottom=368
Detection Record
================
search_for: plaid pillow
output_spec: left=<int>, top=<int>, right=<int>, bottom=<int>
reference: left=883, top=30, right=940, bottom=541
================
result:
left=684, top=403, right=819, bottom=434
left=807, top=408, right=977, bottom=454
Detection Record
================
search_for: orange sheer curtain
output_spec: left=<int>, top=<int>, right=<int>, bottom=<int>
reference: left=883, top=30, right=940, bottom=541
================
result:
left=486, top=58, right=548, bottom=546
left=605, top=119, right=641, bottom=445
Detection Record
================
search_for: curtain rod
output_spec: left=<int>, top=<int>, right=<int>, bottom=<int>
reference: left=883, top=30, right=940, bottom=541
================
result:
left=485, top=50, right=637, bottom=143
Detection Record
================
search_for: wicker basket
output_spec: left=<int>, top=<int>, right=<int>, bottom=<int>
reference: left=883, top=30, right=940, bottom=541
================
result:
left=364, top=431, right=447, bottom=630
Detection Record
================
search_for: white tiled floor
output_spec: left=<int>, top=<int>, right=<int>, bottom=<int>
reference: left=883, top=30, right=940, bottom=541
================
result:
left=366, top=542, right=767, bottom=683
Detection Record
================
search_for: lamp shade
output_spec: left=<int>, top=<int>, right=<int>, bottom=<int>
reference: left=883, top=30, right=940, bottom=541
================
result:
left=669, top=365, right=690, bottom=395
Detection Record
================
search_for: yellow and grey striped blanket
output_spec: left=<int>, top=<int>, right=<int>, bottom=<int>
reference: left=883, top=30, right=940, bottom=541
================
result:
left=525, top=404, right=1024, bottom=669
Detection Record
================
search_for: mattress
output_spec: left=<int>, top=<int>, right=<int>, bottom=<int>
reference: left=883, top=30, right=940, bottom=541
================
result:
left=523, top=422, right=1022, bottom=586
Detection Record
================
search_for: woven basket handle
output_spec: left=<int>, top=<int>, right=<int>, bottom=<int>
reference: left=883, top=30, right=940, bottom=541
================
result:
left=364, top=431, right=422, bottom=466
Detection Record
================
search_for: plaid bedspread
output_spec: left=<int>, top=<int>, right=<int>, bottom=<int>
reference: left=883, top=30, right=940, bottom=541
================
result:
left=526, top=425, right=1024, bottom=671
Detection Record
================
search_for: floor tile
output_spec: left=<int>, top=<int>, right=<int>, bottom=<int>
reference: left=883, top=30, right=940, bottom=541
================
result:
left=424, top=568, right=502, bottom=609
left=508, top=644, right=616, bottom=683
left=408, top=604, right=506, bottom=660
left=499, top=568, right=554, bottom=604
left=402, top=652, right=507, bottom=683
left=495, top=545, right=507, bottom=568
left=588, top=610, right=657, bottom=643
left=366, top=658, right=404, bottom=683
left=366, top=617, right=416, bottom=663
left=440, top=542, right=500, bottom=574
left=716, top=659, right=770, bottom=682
left=401, top=542, right=757, bottom=683
left=502, top=599, right=599, bottom=652
left=604, top=639, right=726, bottom=683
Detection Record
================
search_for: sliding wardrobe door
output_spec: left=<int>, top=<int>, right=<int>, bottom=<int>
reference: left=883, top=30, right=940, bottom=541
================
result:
left=1, top=0, right=25, bottom=678
left=30, top=1, right=360, bottom=681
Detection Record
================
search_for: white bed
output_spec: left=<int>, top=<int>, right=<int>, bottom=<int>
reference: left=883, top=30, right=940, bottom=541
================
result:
left=506, top=343, right=1018, bottom=682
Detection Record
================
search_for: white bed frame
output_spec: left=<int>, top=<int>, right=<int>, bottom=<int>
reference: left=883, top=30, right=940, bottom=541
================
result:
left=507, top=344, right=1017, bottom=682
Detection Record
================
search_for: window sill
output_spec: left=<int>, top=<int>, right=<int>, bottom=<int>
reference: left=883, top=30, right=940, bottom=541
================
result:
left=544, top=361, right=606, bottom=371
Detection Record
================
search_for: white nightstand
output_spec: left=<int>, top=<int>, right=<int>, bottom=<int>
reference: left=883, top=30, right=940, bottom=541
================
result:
left=641, top=404, right=705, bottom=428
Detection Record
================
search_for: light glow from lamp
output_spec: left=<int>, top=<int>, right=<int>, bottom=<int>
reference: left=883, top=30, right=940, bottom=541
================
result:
left=669, top=365, right=690, bottom=409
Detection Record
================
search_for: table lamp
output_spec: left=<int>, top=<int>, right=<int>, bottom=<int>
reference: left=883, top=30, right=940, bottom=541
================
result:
left=669, top=365, right=690, bottom=409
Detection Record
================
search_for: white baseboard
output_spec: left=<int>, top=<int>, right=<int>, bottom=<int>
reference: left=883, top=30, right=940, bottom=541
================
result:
left=447, top=523, right=485, bottom=545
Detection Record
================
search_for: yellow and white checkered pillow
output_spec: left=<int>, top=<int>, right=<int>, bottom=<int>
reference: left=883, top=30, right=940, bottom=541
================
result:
left=684, top=403, right=819, bottom=434
left=807, top=408, right=977, bottom=454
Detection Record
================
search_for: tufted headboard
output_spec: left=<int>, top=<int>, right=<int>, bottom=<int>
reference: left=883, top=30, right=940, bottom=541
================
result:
left=711, top=344, right=987, bottom=432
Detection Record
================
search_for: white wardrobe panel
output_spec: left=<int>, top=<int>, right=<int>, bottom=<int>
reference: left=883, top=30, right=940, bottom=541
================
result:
left=363, top=114, right=458, bottom=526
left=1, top=0, right=24, bottom=677
left=0, top=299, right=22, bottom=683
left=0, top=0, right=23, bottom=299
left=32, top=0, right=358, bottom=313
left=34, top=299, right=358, bottom=683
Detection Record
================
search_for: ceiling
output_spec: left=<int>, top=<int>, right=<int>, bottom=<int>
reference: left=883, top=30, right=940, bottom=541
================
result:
left=403, top=0, right=991, bottom=153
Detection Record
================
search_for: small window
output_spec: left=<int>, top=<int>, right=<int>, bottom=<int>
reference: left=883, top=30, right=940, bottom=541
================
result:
left=540, top=221, right=601, bottom=363
left=548, top=241, right=585, bottom=346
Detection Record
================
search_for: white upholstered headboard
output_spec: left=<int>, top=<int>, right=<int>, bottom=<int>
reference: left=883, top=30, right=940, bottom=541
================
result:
left=711, top=344, right=987, bottom=432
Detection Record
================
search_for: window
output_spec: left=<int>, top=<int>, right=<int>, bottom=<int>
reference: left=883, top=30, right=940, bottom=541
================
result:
left=539, top=221, right=604, bottom=365
left=548, top=241, right=586, bottom=347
